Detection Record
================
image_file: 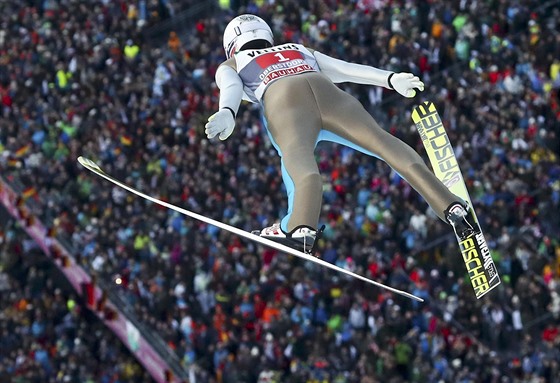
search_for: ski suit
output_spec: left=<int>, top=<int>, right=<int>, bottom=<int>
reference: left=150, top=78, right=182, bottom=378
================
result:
left=220, top=43, right=461, bottom=233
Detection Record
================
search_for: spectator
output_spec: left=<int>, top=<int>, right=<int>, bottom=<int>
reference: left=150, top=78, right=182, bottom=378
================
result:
left=0, top=221, right=152, bottom=382
left=0, top=0, right=558, bottom=382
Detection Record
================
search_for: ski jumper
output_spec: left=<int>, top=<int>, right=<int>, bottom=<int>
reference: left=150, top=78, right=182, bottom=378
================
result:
left=222, top=43, right=461, bottom=232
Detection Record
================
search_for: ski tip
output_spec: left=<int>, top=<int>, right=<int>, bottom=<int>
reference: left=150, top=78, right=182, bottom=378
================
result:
left=77, top=156, right=102, bottom=172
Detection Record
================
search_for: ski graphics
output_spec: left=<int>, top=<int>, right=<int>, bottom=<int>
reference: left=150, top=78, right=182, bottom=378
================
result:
left=411, top=101, right=500, bottom=299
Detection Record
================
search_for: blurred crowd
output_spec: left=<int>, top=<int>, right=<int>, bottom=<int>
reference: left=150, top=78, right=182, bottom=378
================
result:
left=0, top=212, right=153, bottom=383
left=1, top=0, right=559, bottom=382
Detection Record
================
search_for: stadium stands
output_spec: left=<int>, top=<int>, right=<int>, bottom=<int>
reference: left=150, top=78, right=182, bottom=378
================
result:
left=0, top=0, right=558, bottom=382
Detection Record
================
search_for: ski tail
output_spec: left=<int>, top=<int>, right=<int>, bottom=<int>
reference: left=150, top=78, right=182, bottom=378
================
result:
left=411, top=101, right=501, bottom=299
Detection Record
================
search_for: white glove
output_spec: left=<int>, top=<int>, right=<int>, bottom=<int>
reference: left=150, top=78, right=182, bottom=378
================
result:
left=205, top=109, right=235, bottom=140
left=389, top=73, right=425, bottom=98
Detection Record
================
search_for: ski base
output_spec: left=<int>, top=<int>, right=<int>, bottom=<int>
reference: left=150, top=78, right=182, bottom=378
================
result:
left=77, top=156, right=424, bottom=302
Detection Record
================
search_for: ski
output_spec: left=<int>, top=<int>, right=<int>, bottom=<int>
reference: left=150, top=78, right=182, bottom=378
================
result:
left=77, top=156, right=424, bottom=302
left=411, top=101, right=501, bottom=299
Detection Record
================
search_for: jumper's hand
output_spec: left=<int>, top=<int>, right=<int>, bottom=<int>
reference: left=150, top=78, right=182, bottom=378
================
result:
left=205, top=109, right=235, bottom=140
left=389, top=73, right=425, bottom=98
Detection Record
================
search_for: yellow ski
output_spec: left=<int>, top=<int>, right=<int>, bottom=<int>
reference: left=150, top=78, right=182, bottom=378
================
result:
left=412, top=101, right=500, bottom=299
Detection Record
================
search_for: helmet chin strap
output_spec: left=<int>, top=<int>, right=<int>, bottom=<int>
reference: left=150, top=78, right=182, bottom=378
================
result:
left=226, top=43, right=236, bottom=59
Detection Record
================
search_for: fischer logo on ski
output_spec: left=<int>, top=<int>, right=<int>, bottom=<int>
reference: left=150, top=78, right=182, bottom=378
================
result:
left=412, top=102, right=501, bottom=299
left=459, top=233, right=498, bottom=297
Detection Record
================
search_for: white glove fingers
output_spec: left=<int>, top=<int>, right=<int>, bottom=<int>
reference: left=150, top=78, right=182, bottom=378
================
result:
left=219, top=130, right=233, bottom=140
left=205, top=121, right=216, bottom=138
left=410, top=80, right=424, bottom=88
left=206, top=128, right=218, bottom=139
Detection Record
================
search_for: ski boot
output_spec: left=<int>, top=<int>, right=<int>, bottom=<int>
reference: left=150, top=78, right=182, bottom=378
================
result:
left=253, top=223, right=325, bottom=256
left=444, top=202, right=479, bottom=240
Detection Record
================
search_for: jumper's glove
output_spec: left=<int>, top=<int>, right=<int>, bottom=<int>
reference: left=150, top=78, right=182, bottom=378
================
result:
left=205, top=109, right=235, bottom=140
left=388, top=73, right=425, bottom=98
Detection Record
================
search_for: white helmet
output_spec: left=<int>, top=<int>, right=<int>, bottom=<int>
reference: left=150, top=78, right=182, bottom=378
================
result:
left=223, top=14, right=273, bottom=59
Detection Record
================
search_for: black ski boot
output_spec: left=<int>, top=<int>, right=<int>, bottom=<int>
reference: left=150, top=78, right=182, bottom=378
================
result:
left=444, top=202, right=479, bottom=240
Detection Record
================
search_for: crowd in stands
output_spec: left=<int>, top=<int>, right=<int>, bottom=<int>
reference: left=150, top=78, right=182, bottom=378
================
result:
left=0, top=213, right=153, bottom=383
left=1, top=0, right=559, bottom=382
